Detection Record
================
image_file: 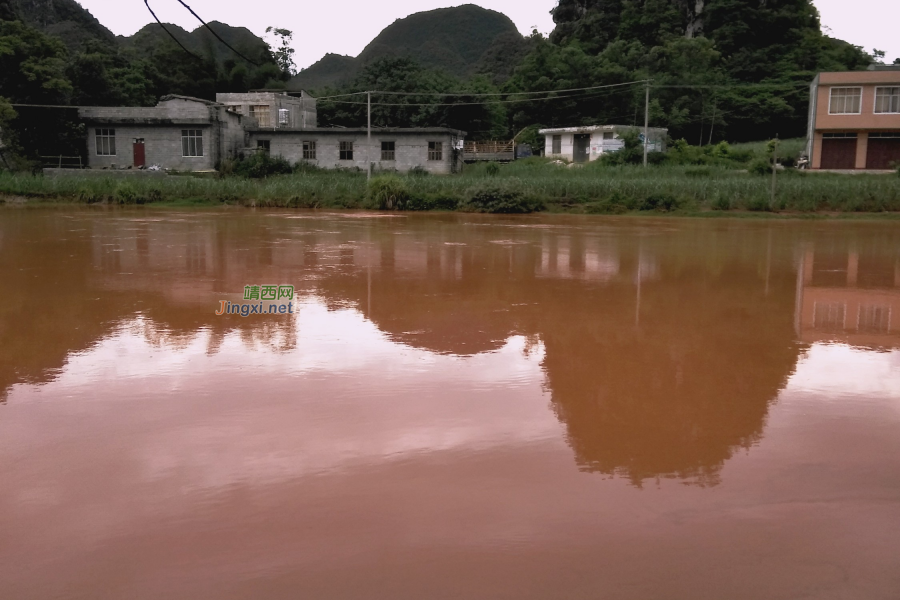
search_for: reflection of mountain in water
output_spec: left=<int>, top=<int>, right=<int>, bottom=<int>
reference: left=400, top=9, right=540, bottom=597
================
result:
left=4, top=212, right=897, bottom=484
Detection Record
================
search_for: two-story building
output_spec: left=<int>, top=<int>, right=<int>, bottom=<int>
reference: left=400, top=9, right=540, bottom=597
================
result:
left=806, top=66, right=900, bottom=170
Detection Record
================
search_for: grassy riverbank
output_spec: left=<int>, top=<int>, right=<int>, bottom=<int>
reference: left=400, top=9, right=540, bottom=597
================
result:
left=2, top=159, right=899, bottom=214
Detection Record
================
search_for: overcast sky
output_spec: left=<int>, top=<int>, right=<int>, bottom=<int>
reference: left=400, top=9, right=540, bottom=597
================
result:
left=80, top=0, right=899, bottom=69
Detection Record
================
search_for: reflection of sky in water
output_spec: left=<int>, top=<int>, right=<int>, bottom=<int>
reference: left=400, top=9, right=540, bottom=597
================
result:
left=787, top=343, right=900, bottom=403
left=7, top=299, right=560, bottom=491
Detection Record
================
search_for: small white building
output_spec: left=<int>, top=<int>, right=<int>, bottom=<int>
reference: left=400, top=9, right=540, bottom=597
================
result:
left=539, top=125, right=668, bottom=163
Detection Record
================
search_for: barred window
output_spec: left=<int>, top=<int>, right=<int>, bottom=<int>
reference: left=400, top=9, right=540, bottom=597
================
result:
left=339, top=141, right=353, bottom=161
left=875, top=87, right=900, bottom=114
left=428, top=141, right=443, bottom=161
left=829, top=87, right=862, bottom=114
left=182, top=130, right=203, bottom=157
left=257, top=140, right=270, bottom=152
left=551, top=135, right=561, bottom=154
left=250, top=105, right=271, bottom=127
left=381, top=141, right=395, bottom=161
left=95, top=128, right=116, bottom=156
left=303, top=140, right=317, bottom=160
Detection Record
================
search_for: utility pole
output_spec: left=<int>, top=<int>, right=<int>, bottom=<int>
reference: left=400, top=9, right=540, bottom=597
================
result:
left=367, top=91, right=372, bottom=182
left=643, top=82, right=650, bottom=168
left=770, top=134, right=779, bottom=208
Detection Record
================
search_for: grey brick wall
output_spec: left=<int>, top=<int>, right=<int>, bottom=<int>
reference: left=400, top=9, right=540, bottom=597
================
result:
left=85, top=126, right=216, bottom=171
left=217, top=92, right=317, bottom=129
left=253, top=132, right=461, bottom=174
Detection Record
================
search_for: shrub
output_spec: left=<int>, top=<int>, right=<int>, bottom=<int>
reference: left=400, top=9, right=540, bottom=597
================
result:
left=745, top=197, right=772, bottom=212
left=464, top=185, right=542, bottom=213
left=408, top=166, right=430, bottom=177
left=711, top=196, right=731, bottom=211
left=368, top=175, right=409, bottom=210
left=639, top=193, right=681, bottom=211
left=227, top=152, right=293, bottom=179
left=406, top=193, right=461, bottom=211
left=485, top=162, right=501, bottom=176
left=748, top=158, right=772, bottom=176
left=114, top=182, right=139, bottom=204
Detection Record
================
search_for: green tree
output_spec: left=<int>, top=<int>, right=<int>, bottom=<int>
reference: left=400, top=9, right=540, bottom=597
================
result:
left=266, top=27, right=296, bottom=76
left=0, top=19, right=72, bottom=103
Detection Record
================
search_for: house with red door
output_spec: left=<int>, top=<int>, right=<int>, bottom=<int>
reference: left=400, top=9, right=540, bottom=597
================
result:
left=806, top=66, right=900, bottom=170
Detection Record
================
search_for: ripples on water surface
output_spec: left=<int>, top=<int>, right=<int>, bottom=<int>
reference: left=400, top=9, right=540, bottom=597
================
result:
left=1, top=209, right=899, bottom=599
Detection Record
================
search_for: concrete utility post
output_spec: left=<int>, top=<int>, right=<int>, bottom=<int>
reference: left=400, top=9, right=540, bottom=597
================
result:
left=367, top=91, right=372, bottom=182
left=643, top=82, right=650, bottom=168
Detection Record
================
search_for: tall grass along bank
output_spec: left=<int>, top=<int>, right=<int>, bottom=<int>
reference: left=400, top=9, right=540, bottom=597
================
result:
left=2, top=160, right=899, bottom=215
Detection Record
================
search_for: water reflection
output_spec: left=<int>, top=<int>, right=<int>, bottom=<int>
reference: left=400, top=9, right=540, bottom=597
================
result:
left=2, top=211, right=900, bottom=486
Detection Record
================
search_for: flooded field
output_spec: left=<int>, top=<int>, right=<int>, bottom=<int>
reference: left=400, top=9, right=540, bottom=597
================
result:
left=1, top=208, right=899, bottom=599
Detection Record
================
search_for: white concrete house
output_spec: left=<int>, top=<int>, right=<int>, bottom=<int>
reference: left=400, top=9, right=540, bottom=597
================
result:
left=539, top=125, right=668, bottom=163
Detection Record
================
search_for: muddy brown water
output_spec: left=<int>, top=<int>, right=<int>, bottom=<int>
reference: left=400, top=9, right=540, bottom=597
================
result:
left=1, top=208, right=899, bottom=599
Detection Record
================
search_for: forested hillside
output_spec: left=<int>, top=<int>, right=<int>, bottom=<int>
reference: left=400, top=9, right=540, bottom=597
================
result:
left=317, top=0, right=875, bottom=142
left=288, top=5, right=528, bottom=91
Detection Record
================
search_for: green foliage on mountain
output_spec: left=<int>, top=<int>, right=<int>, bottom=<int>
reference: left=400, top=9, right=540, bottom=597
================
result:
left=288, top=4, right=529, bottom=91
left=5, top=0, right=114, bottom=50
left=527, top=0, right=872, bottom=141
left=316, top=57, right=509, bottom=140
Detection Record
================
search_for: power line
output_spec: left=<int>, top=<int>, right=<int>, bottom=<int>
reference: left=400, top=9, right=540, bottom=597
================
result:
left=320, top=84, right=643, bottom=107
left=173, top=0, right=262, bottom=67
left=366, top=80, right=650, bottom=97
left=143, top=0, right=204, bottom=62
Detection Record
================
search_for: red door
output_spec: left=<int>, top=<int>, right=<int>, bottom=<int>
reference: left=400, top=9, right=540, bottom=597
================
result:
left=819, top=138, right=857, bottom=169
left=133, top=139, right=146, bottom=168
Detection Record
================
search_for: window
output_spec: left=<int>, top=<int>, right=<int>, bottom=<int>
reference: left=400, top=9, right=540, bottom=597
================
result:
left=603, top=132, right=614, bottom=140
left=227, top=104, right=243, bottom=115
left=428, top=141, right=443, bottom=161
left=858, top=305, right=891, bottom=333
left=182, top=130, right=203, bottom=157
left=829, top=87, right=862, bottom=114
left=875, top=87, right=900, bottom=114
left=869, top=132, right=900, bottom=139
left=381, top=141, right=395, bottom=161
left=257, top=140, right=270, bottom=152
left=95, top=128, right=116, bottom=156
left=814, top=302, right=846, bottom=331
left=303, top=141, right=317, bottom=160
left=551, top=135, right=561, bottom=154
left=339, top=141, right=353, bottom=161
left=823, top=132, right=858, bottom=138
left=250, top=105, right=271, bottom=127
left=278, top=108, right=291, bottom=127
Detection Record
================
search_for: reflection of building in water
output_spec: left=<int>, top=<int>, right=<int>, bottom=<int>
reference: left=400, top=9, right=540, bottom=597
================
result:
left=797, top=246, right=900, bottom=348
left=0, top=214, right=810, bottom=486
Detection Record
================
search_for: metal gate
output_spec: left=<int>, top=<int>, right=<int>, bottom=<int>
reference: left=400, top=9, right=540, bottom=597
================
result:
left=866, top=133, right=900, bottom=169
left=573, top=134, right=590, bottom=163
left=820, top=134, right=857, bottom=169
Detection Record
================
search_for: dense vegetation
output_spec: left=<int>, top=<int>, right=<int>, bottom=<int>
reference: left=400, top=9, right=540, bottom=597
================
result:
left=0, top=0, right=286, bottom=165
left=3, top=155, right=898, bottom=214
left=314, top=0, right=881, bottom=144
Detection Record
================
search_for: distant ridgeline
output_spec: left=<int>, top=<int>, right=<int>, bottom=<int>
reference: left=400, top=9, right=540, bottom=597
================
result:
left=287, top=5, right=532, bottom=90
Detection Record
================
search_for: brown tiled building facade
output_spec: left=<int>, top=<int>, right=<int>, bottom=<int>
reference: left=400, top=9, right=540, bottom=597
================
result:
left=806, top=69, right=900, bottom=170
